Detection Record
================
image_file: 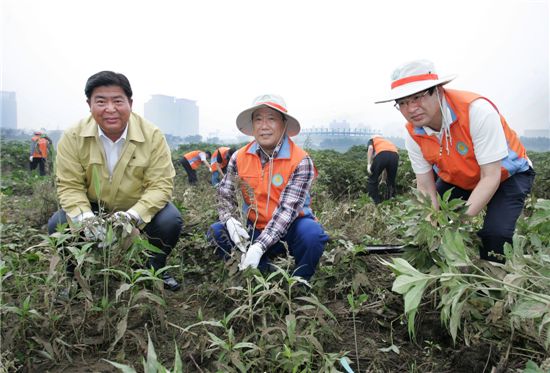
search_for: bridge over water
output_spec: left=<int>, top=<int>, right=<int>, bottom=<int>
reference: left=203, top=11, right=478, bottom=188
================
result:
left=297, top=128, right=380, bottom=137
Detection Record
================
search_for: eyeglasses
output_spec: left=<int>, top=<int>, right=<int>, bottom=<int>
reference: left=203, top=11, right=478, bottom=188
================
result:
left=394, top=90, right=431, bottom=111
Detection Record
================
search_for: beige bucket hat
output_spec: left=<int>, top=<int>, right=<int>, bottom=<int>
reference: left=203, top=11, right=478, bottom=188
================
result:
left=236, top=94, right=301, bottom=136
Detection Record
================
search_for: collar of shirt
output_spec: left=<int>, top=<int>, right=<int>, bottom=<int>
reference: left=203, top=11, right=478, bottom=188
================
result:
left=253, top=138, right=285, bottom=165
left=98, top=124, right=128, bottom=144
left=98, top=124, right=129, bottom=175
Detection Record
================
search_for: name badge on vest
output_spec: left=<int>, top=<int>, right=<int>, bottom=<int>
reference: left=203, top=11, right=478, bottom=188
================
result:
left=456, top=142, right=469, bottom=155
left=272, top=173, right=284, bottom=187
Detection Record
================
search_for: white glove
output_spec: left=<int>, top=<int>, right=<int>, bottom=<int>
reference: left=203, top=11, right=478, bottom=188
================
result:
left=367, top=164, right=372, bottom=174
left=226, top=217, right=250, bottom=252
left=208, top=166, right=213, bottom=172
left=239, top=243, right=264, bottom=270
left=112, top=211, right=135, bottom=224
left=82, top=217, right=107, bottom=242
left=29, top=156, right=33, bottom=162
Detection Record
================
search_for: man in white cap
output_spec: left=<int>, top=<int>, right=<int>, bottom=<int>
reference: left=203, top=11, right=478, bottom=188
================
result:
left=375, top=59, right=535, bottom=263
left=208, top=94, right=329, bottom=280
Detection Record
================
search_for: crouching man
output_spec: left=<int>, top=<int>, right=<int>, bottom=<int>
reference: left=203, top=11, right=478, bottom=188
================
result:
left=209, top=94, right=329, bottom=281
left=48, top=71, right=183, bottom=290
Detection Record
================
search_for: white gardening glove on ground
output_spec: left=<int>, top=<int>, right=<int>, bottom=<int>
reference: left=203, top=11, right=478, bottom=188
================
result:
left=239, top=243, right=264, bottom=270
left=225, top=217, right=250, bottom=252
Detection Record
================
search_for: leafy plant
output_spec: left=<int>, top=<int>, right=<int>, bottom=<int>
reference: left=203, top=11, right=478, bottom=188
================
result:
left=105, top=332, right=183, bottom=373
left=383, top=213, right=550, bottom=351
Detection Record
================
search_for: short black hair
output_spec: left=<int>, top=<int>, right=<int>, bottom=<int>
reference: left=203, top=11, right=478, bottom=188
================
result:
left=205, top=151, right=212, bottom=159
left=85, top=71, right=133, bottom=100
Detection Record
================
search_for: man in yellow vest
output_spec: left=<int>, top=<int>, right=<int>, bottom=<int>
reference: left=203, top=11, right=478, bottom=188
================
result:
left=375, top=59, right=535, bottom=263
left=208, top=94, right=329, bottom=280
left=179, top=150, right=211, bottom=185
left=29, top=130, right=53, bottom=176
left=367, top=135, right=399, bottom=204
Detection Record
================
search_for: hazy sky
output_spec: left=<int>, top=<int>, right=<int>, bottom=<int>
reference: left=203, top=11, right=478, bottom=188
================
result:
left=2, top=0, right=548, bottom=138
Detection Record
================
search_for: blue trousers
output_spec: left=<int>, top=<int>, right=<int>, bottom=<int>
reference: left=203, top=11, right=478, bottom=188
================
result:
left=211, top=171, right=221, bottom=186
left=209, top=216, right=329, bottom=280
left=436, top=168, right=535, bottom=262
left=48, top=202, right=183, bottom=270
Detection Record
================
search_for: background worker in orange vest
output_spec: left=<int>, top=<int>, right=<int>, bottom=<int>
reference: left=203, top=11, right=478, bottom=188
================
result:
left=375, top=59, right=535, bottom=263
left=367, top=135, right=399, bottom=204
left=29, top=130, right=53, bottom=176
left=208, top=94, right=329, bottom=281
left=179, top=150, right=211, bottom=185
left=210, top=146, right=236, bottom=186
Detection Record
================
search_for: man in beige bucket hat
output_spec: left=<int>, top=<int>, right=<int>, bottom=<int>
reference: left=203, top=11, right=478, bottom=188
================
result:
left=376, top=59, right=534, bottom=263
left=208, top=94, right=328, bottom=281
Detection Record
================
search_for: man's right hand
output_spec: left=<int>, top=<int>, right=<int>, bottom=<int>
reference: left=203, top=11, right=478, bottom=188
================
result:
left=29, top=156, right=33, bottom=162
left=225, top=217, right=250, bottom=252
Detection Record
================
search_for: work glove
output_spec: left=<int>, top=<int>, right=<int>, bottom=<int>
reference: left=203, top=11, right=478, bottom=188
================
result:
left=208, top=166, right=213, bottom=173
left=225, top=217, right=250, bottom=252
left=29, top=156, right=33, bottom=162
left=81, top=216, right=107, bottom=244
left=239, top=243, right=264, bottom=271
left=367, top=164, right=372, bottom=174
left=112, top=211, right=135, bottom=224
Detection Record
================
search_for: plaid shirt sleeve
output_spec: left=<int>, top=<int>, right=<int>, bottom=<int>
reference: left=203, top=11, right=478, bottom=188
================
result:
left=217, top=152, right=239, bottom=223
left=255, top=155, right=315, bottom=252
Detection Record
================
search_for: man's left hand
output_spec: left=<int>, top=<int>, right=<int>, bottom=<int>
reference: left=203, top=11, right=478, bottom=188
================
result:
left=239, top=243, right=264, bottom=271
left=112, top=211, right=135, bottom=224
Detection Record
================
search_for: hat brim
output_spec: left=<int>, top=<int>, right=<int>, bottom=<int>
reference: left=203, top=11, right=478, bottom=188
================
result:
left=374, top=75, right=456, bottom=104
left=236, top=103, right=301, bottom=137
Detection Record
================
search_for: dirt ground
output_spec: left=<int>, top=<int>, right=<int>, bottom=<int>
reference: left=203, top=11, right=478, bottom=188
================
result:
left=2, top=183, right=547, bottom=373
left=23, top=252, right=533, bottom=373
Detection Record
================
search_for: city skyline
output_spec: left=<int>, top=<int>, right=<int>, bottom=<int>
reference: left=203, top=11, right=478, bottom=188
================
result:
left=2, top=0, right=548, bottom=139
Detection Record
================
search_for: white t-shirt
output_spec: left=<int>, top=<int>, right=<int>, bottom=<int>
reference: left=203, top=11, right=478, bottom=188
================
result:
left=199, top=152, right=207, bottom=161
left=405, top=97, right=508, bottom=174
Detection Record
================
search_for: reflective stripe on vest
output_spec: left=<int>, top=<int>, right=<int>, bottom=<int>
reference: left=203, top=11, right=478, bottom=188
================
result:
left=184, top=150, right=203, bottom=170
left=32, top=136, right=49, bottom=158
left=406, top=89, right=529, bottom=190
left=236, top=137, right=314, bottom=229
left=211, top=146, right=230, bottom=172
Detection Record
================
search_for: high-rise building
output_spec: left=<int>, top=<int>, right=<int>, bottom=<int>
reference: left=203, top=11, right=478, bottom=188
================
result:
left=144, top=94, right=199, bottom=138
left=1, top=91, right=18, bottom=129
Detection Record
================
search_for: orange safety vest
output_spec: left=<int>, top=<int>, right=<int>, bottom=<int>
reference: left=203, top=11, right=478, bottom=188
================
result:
left=183, top=150, right=205, bottom=170
left=372, top=137, right=398, bottom=155
left=406, top=89, right=529, bottom=190
left=210, top=147, right=230, bottom=172
left=236, top=137, right=315, bottom=229
left=31, top=135, right=49, bottom=158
